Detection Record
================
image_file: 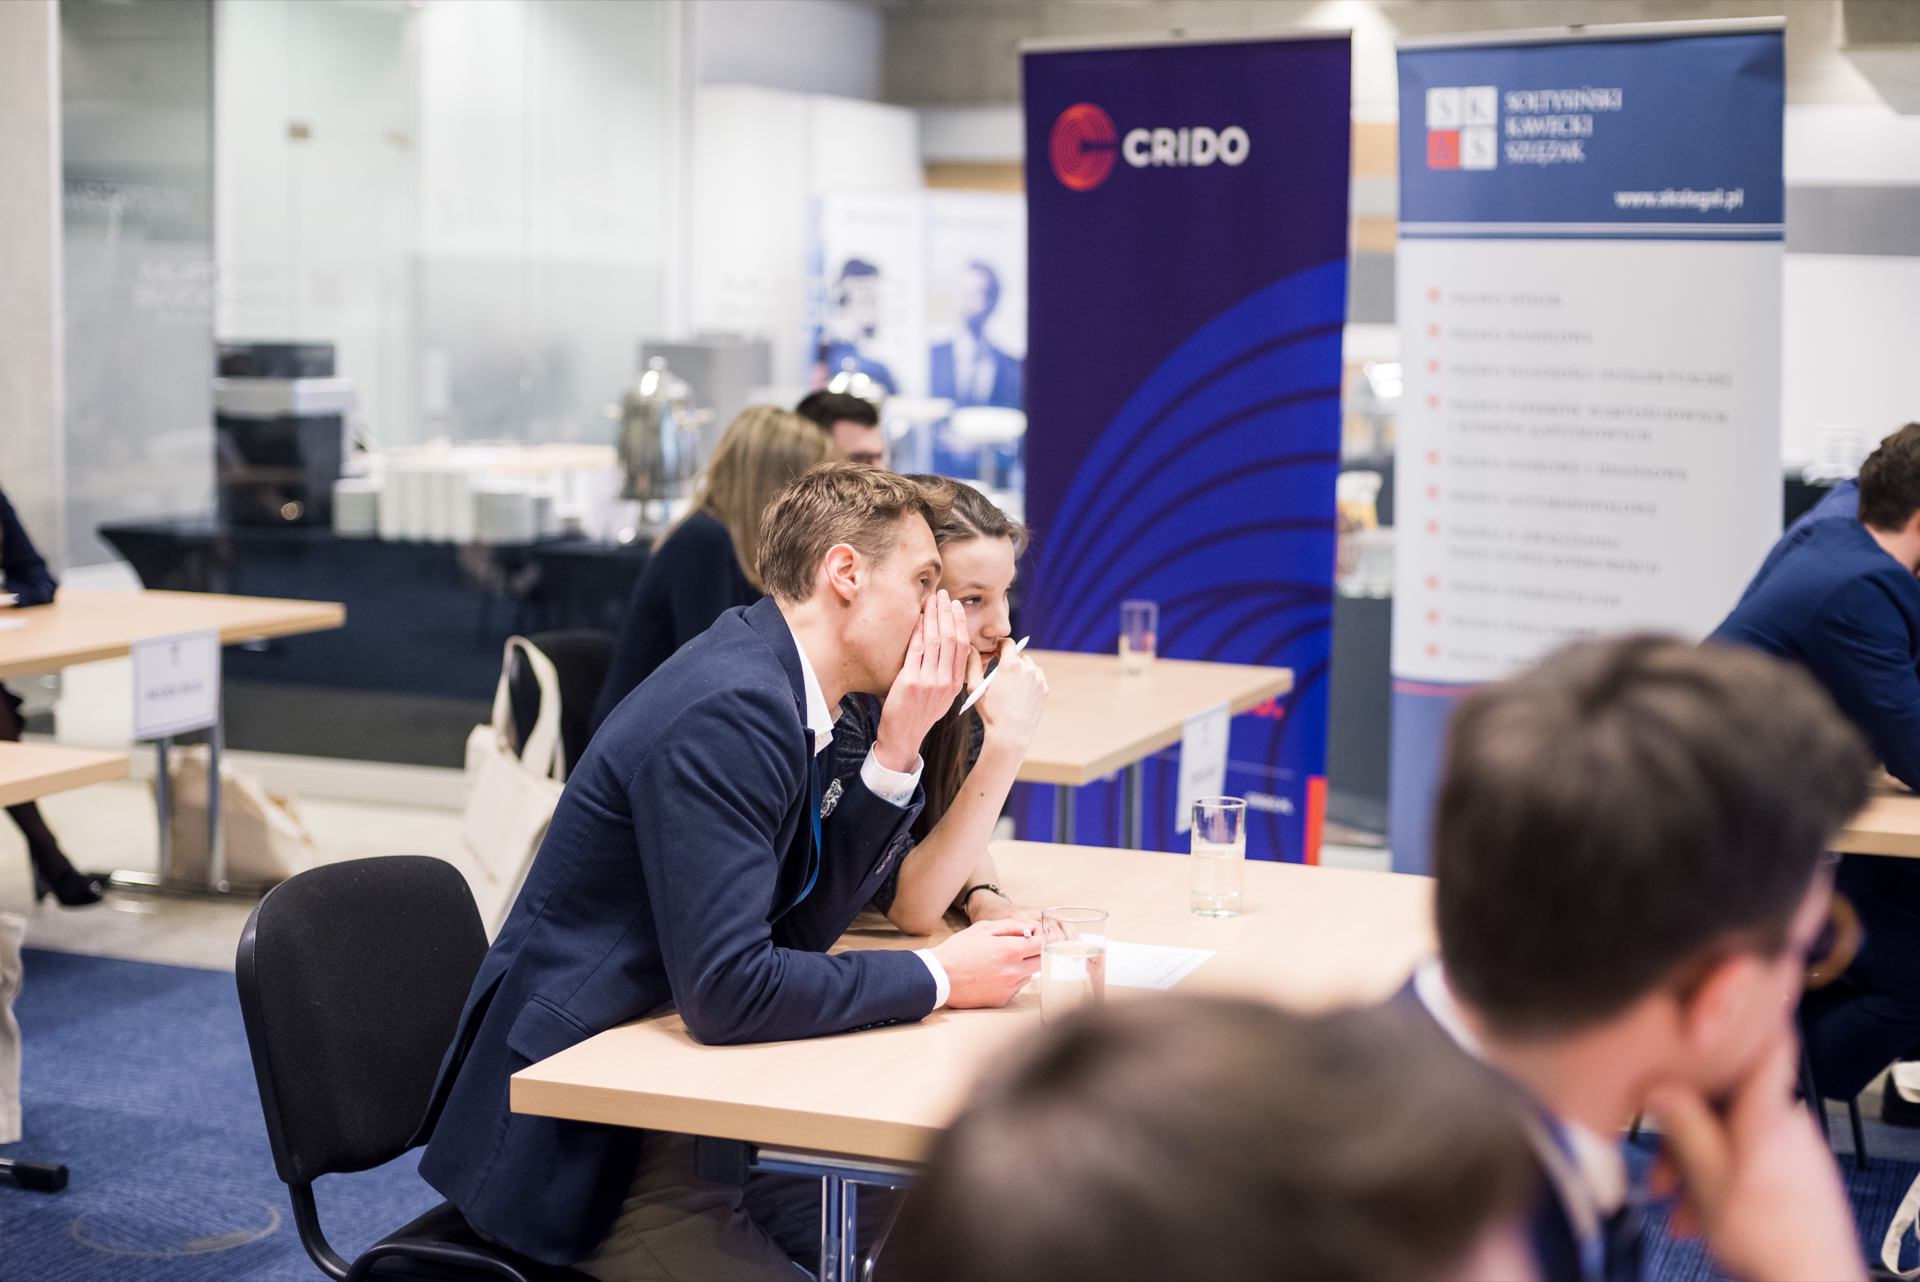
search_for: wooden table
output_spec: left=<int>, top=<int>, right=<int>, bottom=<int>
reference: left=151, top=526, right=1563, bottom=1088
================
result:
left=0, top=589, right=344, bottom=680
left=511, top=840, right=1433, bottom=1164
left=0, top=742, right=129, bottom=808
left=1836, top=784, right=1920, bottom=859
left=1019, top=651, right=1293, bottom=846
left=0, top=589, right=346, bottom=893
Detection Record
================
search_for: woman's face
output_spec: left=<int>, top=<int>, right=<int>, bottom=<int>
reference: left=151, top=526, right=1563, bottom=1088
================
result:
left=937, top=535, right=1018, bottom=661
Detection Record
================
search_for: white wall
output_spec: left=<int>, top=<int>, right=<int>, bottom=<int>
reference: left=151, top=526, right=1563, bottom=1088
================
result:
left=693, top=0, right=882, bottom=99
left=0, top=0, right=63, bottom=559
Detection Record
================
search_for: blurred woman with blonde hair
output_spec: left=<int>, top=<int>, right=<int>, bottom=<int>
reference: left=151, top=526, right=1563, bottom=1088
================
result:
left=592, top=406, right=830, bottom=731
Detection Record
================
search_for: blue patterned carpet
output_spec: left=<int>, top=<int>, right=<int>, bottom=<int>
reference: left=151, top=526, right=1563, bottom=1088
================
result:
left=1, top=946, right=1917, bottom=1281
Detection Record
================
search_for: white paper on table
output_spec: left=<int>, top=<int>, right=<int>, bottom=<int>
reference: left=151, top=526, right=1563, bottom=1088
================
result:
left=0, top=619, right=25, bottom=631
left=1175, top=701, right=1230, bottom=833
left=1105, top=940, right=1215, bottom=990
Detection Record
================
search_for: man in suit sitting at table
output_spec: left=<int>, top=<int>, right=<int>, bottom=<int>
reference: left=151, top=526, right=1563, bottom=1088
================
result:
left=1412, top=636, right=1873, bottom=1282
left=1713, top=422, right=1920, bottom=1119
left=416, top=463, right=1044, bottom=1281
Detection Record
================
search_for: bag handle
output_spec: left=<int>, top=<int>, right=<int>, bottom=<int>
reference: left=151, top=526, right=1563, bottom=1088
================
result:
left=1884, top=1172, right=1920, bottom=1276
left=489, top=637, right=566, bottom=782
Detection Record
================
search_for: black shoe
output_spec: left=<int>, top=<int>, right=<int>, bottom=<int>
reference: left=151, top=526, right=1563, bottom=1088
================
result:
left=1882, top=1077, right=1920, bottom=1127
left=33, top=868, right=106, bottom=908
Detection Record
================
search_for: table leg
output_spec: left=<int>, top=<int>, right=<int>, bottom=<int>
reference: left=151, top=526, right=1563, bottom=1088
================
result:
left=818, top=1173, right=843, bottom=1282
left=1053, top=785, right=1075, bottom=845
left=1121, top=763, right=1143, bottom=849
left=839, top=1180, right=860, bottom=1282
left=154, top=736, right=174, bottom=884
left=207, top=711, right=228, bottom=893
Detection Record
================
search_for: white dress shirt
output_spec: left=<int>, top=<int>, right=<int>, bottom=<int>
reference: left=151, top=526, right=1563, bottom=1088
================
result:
left=792, top=641, right=951, bottom=1009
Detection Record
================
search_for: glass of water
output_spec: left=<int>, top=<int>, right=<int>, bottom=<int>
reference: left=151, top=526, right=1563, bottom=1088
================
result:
left=1190, top=797, right=1247, bottom=918
left=1119, top=600, right=1158, bottom=673
left=1039, top=906, right=1108, bottom=1024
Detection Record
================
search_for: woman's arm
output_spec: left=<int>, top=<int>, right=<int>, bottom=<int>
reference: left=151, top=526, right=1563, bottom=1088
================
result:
left=0, top=491, right=57, bottom=607
left=884, top=648, right=1048, bottom=934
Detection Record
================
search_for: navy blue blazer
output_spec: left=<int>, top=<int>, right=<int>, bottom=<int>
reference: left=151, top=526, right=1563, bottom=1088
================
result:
left=416, top=597, right=936, bottom=1265
left=1712, top=515, right=1920, bottom=789
left=0, top=488, right=57, bottom=608
left=929, top=339, right=1023, bottom=410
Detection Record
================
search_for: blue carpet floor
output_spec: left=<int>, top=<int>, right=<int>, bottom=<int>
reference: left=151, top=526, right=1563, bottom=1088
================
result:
left=0, top=949, right=439, bottom=1281
left=3, top=946, right=1920, bottom=1281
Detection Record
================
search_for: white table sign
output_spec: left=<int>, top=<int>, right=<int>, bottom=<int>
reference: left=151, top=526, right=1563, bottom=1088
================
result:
left=1175, top=701, right=1230, bottom=834
left=131, top=630, right=220, bottom=740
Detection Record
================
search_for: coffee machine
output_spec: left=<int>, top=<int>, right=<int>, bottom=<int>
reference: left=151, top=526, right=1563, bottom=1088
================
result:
left=213, top=342, right=353, bottom=526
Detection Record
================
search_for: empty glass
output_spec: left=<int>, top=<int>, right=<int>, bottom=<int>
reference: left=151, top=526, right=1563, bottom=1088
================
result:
left=1120, top=600, right=1158, bottom=673
left=1038, top=906, right=1108, bottom=1023
left=1190, top=797, right=1247, bottom=918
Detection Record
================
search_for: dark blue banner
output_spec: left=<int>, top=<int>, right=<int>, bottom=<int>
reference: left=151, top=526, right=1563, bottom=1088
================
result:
left=1019, top=33, right=1351, bottom=861
left=1398, top=27, right=1784, bottom=237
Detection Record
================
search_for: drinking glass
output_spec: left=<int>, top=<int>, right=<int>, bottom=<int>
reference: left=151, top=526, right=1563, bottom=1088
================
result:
left=1190, top=797, right=1247, bottom=918
left=1039, top=906, right=1108, bottom=1023
left=1119, top=600, right=1158, bottom=673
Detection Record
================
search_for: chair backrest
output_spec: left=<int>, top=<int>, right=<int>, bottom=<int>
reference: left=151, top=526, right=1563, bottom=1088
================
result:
left=236, top=856, right=488, bottom=1189
left=509, top=629, right=615, bottom=777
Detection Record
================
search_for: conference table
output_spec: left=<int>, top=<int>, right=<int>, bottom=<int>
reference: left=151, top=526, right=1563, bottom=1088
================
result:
left=0, top=741, right=130, bottom=809
left=0, top=589, right=346, bottom=892
left=1835, top=783, right=1920, bottom=859
left=1019, top=651, right=1293, bottom=847
left=511, top=840, right=1433, bottom=1280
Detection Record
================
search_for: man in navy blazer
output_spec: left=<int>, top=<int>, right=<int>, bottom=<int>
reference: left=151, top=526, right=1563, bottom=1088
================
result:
left=1411, top=637, right=1871, bottom=1282
left=417, top=465, right=1042, bottom=1279
left=1712, top=423, right=1920, bottom=1105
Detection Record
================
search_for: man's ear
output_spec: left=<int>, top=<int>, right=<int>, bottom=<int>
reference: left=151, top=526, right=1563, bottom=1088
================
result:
left=1675, top=951, right=1767, bottom=1060
left=821, top=543, right=863, bottom=605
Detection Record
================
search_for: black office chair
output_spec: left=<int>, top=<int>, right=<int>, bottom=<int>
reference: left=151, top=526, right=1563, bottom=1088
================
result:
left=236, top=856, right=590, bottom=1281
left=507, top=631, right=615, bottom=779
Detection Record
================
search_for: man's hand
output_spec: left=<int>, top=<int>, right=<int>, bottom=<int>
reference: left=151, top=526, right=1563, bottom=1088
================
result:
left=930, top=919, right=1042, bottom=1008
left=969, top=640, right=1049, bottom=752
left=963, top=889, right=1041, bottom=931
left=1646, top=1028, right=1866, bottom=1282
left=875, top=591, right=968, bottom=773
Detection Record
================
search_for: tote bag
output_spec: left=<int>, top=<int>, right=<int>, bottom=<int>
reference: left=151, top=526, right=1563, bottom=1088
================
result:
left=463, top=637, right=567, bottom=937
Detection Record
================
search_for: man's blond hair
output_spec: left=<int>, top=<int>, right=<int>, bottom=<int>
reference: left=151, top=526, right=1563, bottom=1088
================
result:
left=757, top=463, right=942, bottom=602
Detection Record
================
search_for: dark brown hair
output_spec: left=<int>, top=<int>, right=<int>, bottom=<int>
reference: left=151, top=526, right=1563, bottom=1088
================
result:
left=887, top=996, right=1535, bottom=1282
left=755, top=463, right=937, bottom=603
left=1435, top=635, right=1872, bottom=1039
left=906, top=476, right=1028, bottom=844
left=1857, top=422, right=1920, bottom=532
left=794, top=390, right=880, bottom=432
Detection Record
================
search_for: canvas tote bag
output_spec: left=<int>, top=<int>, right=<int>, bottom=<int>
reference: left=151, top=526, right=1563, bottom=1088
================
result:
left=163, top=748, right=320, bottom=887
left=462, top=636, right=566, bottom=937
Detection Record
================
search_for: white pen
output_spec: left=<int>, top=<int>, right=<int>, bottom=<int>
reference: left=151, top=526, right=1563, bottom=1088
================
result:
left=956, top=635, right=1030, bottom=716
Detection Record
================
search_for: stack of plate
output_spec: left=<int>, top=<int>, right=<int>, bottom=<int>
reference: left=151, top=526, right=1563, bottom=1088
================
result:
left=332, top=477, right=381, bottom=539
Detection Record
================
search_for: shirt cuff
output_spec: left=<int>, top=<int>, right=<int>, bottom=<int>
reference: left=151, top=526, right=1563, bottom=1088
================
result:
left=915, top=948, right=951, bottom=1009
left=860, top=746, right=922, bottom=808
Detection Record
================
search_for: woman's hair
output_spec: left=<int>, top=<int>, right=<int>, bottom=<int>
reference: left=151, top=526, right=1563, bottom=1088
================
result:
left=908, top=476, right=1028, bottom=845
left=687, top=406, right=832, bottom=589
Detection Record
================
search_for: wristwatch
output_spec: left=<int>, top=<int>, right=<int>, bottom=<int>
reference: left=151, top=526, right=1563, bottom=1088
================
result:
left=959, top=882, right=1004, bottom=911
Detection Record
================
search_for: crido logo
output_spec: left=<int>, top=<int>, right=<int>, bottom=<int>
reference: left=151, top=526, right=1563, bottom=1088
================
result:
left=1050, top=103, right=1252, bottom=191
left=1049, top=103, right=1119, bottom=191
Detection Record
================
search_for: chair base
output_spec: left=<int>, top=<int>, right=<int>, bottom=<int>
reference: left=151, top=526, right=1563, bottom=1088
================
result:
left=349, top=1201, right=594, bottom=1282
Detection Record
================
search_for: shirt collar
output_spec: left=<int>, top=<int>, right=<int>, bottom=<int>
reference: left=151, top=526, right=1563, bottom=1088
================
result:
left=789, top=635, right=836, bottom=757
left=1413, top=961, right=1629, bottom=1225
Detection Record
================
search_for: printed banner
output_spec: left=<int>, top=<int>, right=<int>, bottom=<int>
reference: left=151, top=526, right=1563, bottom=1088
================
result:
left=1389, top=23, right=1785, bottom=872
left=1019, top=33, right=1352, bottom=861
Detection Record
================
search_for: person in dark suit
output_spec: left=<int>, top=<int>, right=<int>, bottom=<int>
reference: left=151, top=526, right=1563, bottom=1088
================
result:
left=418, top=464, right=1043, bottom=1280
left=591, top=406, right=830, bottom=735
left=888, top=995, right=1539, bottom=1282
left=928, top=262, right=1022, bottom=411
left=0, top=488, right=103, bottom=906
left=816, top=259, right=896, bottom=394
left=1712, top=423, right=1920, bottom=1107
left=1410, top=636, right=1872, bottom=1282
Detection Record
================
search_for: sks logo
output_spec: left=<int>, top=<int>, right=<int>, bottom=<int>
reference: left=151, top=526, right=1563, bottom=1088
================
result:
left=1049, top=102, right=1250, bottom=191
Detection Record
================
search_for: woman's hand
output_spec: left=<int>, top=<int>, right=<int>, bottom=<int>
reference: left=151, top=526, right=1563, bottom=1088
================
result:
left=970, top=640, right=1049, bottom=752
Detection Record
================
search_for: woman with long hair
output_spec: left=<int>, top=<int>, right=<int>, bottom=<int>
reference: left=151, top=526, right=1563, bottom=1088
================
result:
left=591, top=405, right=832, bottom=732
left=0, top=489, right=104, bottom=906
left=830, top=477, right=1048, bottom=932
